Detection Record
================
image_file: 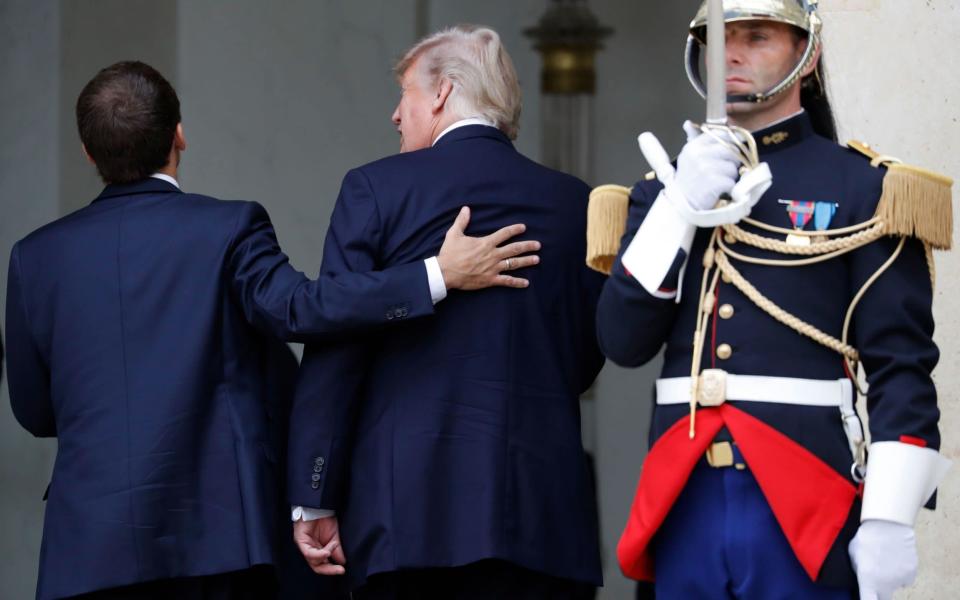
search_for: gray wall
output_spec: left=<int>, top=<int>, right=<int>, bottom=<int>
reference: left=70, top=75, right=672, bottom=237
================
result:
left=59, top=1, right=179, bottom=215
left=1, top=2, right=60, bottom=600
left=0, top=2, right=706, bottom=599
left=821, top=3, right=960, bottom=597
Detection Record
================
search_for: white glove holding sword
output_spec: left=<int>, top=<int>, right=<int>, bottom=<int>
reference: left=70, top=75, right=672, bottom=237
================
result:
left=640, top=121, right=772, bottom=227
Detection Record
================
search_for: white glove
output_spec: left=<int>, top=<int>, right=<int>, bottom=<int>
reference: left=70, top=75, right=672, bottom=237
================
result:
left=849, top=519, right=918, bottom=600
left=670, top=120, right=740, bottom=211
left=638, top=121, right=771, bottom=228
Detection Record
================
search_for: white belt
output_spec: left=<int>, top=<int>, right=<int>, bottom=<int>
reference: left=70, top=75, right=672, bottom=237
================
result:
left=656, top=373, right=851, bottom=408
left=656, top=372, right=865, bottom=480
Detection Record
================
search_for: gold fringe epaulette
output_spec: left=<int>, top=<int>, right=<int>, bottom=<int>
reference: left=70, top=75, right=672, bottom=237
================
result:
left=848, top=140, right=954, bottom=250
left=586, top=184, right=631, bottom=274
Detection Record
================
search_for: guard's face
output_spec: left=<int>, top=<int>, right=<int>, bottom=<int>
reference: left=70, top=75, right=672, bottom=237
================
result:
left=722, top=20, right=806, bottom=114
left=391, top=59, right=436, bottom=153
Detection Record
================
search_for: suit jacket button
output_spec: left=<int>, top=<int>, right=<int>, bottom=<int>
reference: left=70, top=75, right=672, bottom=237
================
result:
left=314, top=465, right=322, bottom=473
left=316, top=457, right=325, bottom=466
left=311, top=482, right=320, bottom=490
left=716, top=343, right=733, bottom=360
left=386, top=311, right=394, bottom=320
left=311, top=473, right=321, bottom=482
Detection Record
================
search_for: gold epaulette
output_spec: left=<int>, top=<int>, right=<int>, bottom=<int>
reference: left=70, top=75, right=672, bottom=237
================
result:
left=586, top=184, right=631, bottom=275
left=848, top=140, right=953, bottom=250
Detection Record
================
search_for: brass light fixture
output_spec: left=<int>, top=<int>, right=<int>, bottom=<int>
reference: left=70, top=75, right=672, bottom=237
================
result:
left=524, top=0, right=613, bottom=95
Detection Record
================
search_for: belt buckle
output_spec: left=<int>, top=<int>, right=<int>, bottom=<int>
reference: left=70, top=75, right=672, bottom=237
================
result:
left=706, top=442, right=734, bottom=468
left=697, top=369, right=727, bottom=407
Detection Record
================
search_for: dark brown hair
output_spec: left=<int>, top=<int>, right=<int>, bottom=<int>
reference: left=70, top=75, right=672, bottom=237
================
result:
left=76, top=61, right=181, bottom=183
left=789, top=27, right=837, bottom=142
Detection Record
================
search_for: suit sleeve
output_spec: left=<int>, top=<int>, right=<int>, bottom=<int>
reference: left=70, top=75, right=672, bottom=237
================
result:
left=5, top=243, right=56, bottom=437
left=595, top=179, right=686, bottom=367
left=227, top=180, right=433, bottom=341
left=578, top=261, right=607, bottom=393
left=286, top=169, right=382, bottom=510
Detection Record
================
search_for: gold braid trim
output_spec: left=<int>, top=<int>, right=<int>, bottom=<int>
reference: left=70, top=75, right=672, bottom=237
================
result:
left=721, top=219, right=886, bottom=257
left=876, top=164, right=953, bottom=250
left=713, top=250, right=860, bottom=362
left=848, top=140, right=954, bottom=250
left=586, top=184, right=631, bottom=275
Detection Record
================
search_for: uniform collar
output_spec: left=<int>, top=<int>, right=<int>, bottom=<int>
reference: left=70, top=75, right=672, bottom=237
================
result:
left=93, top=176, right=183, bottom=203
left=752, top=110, right=813, bottom=155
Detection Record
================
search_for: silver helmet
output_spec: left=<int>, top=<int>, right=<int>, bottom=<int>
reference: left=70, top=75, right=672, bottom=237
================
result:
left=685, top=0, right=823, bottom=104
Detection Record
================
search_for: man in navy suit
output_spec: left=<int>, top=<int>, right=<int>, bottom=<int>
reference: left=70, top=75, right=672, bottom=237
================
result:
left=289, top=26, right=606, bottom=599
left=4, top=61, right=539, bottom=600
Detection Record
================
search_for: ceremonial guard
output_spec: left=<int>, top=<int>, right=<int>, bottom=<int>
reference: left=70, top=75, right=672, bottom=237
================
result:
left=589, top=1, right=952, bottom=598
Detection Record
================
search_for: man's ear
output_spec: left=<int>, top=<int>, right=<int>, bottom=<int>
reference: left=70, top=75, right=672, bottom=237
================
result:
left=81, top=143, right=96, bottom=165
left=432, top=78, right=453, bottom=115
left=173, top=123, right=186, bottom=152
left=798, top=37, right=821, bottom=78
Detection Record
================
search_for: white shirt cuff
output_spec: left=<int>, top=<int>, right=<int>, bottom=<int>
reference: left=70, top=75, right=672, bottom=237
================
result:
left=860, top=441, right=952, bottom=526
left=621, top=190, right=696, bottom=302
left=424, top=256, right=447, bottom=304
left=291, top=505, right=335, bottom=522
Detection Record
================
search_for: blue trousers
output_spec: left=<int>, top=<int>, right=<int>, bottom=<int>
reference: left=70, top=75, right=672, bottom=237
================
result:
left=653, top=449, right=854, bottom=599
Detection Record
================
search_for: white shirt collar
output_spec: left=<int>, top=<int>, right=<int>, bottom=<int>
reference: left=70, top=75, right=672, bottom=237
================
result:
left=432, top=117, right=497, bottom=146
left=150, top=173, right=181, bottom=189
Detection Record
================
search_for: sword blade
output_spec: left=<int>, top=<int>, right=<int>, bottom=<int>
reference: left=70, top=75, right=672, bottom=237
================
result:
left=705, top=0, right=727, bottom=124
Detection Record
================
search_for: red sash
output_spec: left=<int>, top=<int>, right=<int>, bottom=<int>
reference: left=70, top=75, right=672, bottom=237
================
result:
left=617, top=404, right=857, bottom=582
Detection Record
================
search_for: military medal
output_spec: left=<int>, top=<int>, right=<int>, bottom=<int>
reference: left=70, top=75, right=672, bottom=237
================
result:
left=813, top=201, right=837, bottom=231
left=779, top=200, right=814, bottom=246
left=779, top=200, right=838, bottom=245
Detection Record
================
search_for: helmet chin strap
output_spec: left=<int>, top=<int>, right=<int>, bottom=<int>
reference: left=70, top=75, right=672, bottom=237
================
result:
left=684, top=27, right=821, bottom=105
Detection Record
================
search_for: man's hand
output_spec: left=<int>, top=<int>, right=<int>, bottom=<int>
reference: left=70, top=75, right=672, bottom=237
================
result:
left=437, top=206, right=541, bottom=291
left=293, top=516, right=347, bottom=575
left=670, top=121, right=741, bottom=212
left=849, top=519, right=918, bottom=600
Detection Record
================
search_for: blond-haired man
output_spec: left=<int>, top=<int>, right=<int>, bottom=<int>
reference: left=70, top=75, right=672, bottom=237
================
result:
left=288, top=25, right=605, bottom=599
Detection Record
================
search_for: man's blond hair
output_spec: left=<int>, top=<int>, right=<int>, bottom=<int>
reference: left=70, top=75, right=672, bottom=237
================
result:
left=395, top=25, right=521, bottom=140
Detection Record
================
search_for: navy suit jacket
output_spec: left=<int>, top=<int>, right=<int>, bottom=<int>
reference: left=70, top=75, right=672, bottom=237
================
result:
left=4, top=177, right=436, bottom=599
left=288, top=125, right=606, bottom=588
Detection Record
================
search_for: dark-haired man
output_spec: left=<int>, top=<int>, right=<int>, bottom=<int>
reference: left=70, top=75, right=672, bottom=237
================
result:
left=594, top=1, right=951, bottom=599
left=4, top=60, right=538, bottom=600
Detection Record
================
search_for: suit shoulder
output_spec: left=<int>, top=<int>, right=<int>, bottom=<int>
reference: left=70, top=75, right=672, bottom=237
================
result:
left=509, top=153, right=591, bottom=197
left=178, top=194, right=269, bottom=221
left=539, top=161, right=590, bottom=192
left=353, top=148, right=428, bottom=178
left=15, top=202, right=101, bottom=252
